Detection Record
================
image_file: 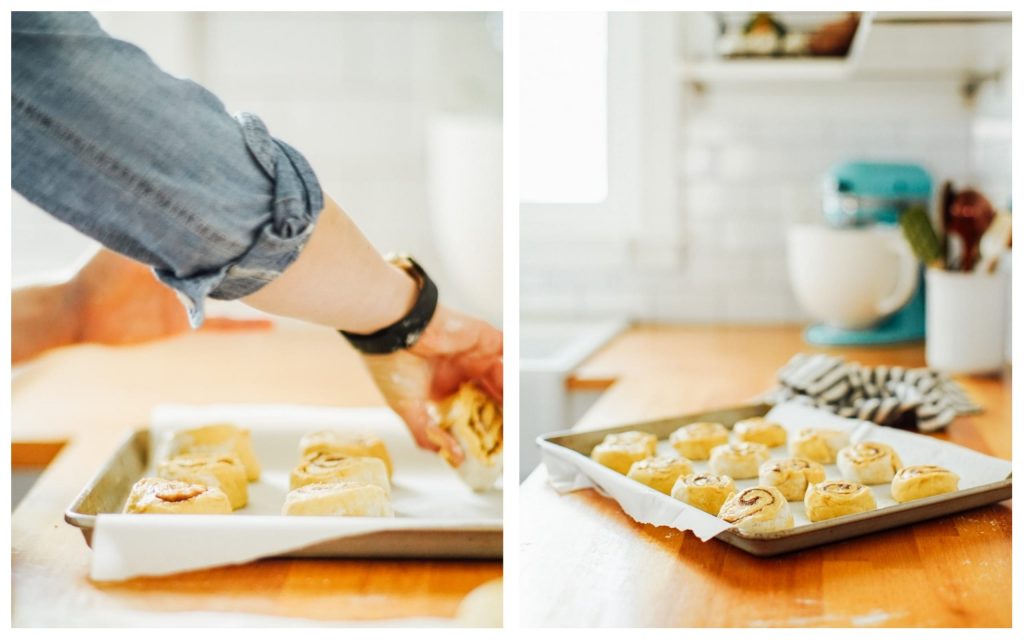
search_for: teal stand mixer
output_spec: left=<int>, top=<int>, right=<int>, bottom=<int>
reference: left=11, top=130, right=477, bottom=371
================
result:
left=805, top=162, right=931, bottom=346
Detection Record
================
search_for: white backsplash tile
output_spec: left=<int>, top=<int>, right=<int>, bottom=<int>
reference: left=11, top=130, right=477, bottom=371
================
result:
left=524, top=73, right=1010, bottom=325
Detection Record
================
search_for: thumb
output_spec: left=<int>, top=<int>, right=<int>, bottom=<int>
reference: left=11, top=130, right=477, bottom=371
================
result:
left=392, top=400, right=465, bottom=466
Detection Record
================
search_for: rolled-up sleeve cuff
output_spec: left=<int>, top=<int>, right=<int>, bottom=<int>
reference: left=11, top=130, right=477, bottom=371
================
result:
left=156, top=113, right=324, bottom=327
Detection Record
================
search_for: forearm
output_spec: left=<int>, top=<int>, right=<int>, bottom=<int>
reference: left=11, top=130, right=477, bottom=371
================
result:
left=11, top=282, right=78, bottom=364
left=241, top=196, right=417, bottom=334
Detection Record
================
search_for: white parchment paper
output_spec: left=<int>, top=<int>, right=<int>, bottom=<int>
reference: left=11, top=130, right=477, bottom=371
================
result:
left=90, top=405, right=501, bottom=581
left=540, top=402, right=1011, bottom=541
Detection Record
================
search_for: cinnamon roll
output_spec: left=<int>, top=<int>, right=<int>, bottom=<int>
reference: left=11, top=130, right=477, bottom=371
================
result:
left=282, top=482, right=394, bottom=517
left=804, top=480, right=876, bottom=522
left=732, top=417, right=788, bottom=448
left=157, top=454, right=248, bottom=510
left=709, top=441, right=770, bottom=480
left=299, top=431, right=393, bottom=478
left=717, top=486, right=794, bottom=533
left=890, top=465, right=960, bottom=503
left=626, top=455, right=693, bottom=494
left=432, top=383, right=503, bottom=491
left=669, top=422, right=729, bottom=461
left=670, top=472, right=736, bottom=515
left=165, top=423, right=261, bottom=481
left=837, top=442, right=903, bottom=485
left=123, top=477, right=232, bottom=514
left=591, top=430, right=658, bottom=474
left=290, top=452, right=391, bottom=492
left=758, top=457, right=826, bottom=501
left=788, top=428, right=849, bottom=465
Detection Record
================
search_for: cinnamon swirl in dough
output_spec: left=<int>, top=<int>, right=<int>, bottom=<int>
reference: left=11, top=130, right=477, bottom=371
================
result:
left=290, top=452, right=391, bottom=492
left=282, top=482, right=393, bottom=517
left=165, top=424, right=261, bottom=481
left=626, top=455, right=693, bottom=494
left=890, top=465, right=960, bottom=503
left=299, top=431, right=393, bottom=478
left=804, top=480, right=876, bottom=522
left=709, top=441, right=770, bottom=479
left=157, top=454, right=248, bottom=510
left=718, top=486, right=794, bottom=533
left=670, top=472, right=736, bottom=515
left=432, top=383, right=503, bottom=491
left=837, top=442, right=902, bottom=485
left=591, top=431, right=658, bottom=474
left=758, top=457, right=826, bottom=501
left=788, top=428, right=849, bottom=464
left=123, top=477, right=232, bottom=514
left=669, top=422, right=729, bottom=461
left=732, top=417, right=787, bottom=448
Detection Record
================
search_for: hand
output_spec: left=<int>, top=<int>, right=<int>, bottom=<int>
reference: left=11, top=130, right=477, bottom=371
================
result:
left=360, top=305, right=503, bottom=465
left=69, top=249, right=272, bottom=345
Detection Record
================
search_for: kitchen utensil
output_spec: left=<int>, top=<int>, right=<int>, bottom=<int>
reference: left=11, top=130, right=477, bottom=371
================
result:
left=899, top=204, right=943, bottom=266
left=975, top=211, right=1012, bottom=273
left=942, top=183, right=996, bottom=272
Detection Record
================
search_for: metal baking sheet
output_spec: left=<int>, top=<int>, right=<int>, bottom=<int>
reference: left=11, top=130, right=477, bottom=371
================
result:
left=539, top=403, right=1012, bottom=556
left=66, top=427, right=502, bottom=559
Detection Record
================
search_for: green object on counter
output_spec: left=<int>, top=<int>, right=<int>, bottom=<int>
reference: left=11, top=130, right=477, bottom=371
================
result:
left=899, top=205, right=943, bottom=265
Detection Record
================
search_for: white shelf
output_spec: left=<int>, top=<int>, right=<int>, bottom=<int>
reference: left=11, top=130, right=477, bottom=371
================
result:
left=681, top=57, right=853, bottom=83
left=679, top=12, right=1010, bottom=86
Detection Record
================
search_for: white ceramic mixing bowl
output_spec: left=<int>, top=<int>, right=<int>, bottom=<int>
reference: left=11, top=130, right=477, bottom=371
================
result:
left=787, top=224, right=918, bottom=330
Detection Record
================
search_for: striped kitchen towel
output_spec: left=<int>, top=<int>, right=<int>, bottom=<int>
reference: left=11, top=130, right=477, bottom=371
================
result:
left=762, top=353, right=981, bottom=432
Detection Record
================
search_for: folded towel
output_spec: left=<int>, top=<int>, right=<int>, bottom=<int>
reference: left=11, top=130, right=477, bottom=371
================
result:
left=762, top=353, right=981, bottom=432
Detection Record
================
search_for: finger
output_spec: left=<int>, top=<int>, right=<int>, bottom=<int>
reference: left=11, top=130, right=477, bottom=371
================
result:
left=199, top=317, right=275, bottom=332
left=392, top=401, right=441, bottom=453
left=426, top=424, right=465, bottom=467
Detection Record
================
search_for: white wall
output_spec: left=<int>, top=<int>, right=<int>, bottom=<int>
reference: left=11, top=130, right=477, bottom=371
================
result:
left=520, top=15, right=1010, bottom=325
left=13, top=12, right=502, bottom=320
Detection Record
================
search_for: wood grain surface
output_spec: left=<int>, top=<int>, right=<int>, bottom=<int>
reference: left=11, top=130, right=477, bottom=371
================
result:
left=521, top=325, right=1011, bottom=627
left=12, top=325, right=501, bottom=626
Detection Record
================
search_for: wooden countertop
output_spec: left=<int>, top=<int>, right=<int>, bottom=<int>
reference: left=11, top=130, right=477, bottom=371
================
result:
left=11, top=325, right=500, bottom=626
left=521, top=324, right=1011, bottom=628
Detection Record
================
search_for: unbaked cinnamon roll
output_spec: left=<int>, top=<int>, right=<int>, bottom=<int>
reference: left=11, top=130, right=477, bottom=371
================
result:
left=670, top=472, right=736, bottom=515
left=758, top=457, right=826, bottom=501
left=837, top=441, right=903, bottom=485
left=299, top=431, right=393, bottom=478
left=157, top=454, right=248, bottom=510
left=890, top=465, right=960, bottom=503
left=591, top=430, right=658, bottom=474
left=804, top=480, right=876, bottom=522
left=717, top=486, right=794, bottom=533
left=669, top=422, right=729, bottom=460
left=709, top=441, right=771, bottom=479
left=290, top=452, right=391, bottom=492
left=788, top=428, right=849, bottom=464
left=433, top=382, right=503, bottom=491
left=123, top=477, right=232, bottom=514
left=165, top=423, right=261, bottom=481
left=282, top=481, right=393, bottom=517
left=732, top=417, right=788, bottom=448
left=626, top=455, right=693, bottom=494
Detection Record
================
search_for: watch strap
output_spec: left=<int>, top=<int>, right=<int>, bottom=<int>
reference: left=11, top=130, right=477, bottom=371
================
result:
left=339, top=256, right=438, bottom=354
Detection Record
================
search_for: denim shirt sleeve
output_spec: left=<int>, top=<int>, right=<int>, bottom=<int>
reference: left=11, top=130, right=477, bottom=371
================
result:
left=11, top=12, right=324, bottom=326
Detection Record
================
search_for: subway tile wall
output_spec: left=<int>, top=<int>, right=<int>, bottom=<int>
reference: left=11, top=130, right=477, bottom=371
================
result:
left=522, top=75, right=1011, bottom=324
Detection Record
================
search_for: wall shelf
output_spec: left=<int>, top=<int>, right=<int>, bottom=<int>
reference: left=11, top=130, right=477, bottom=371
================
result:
left=679, top=11, right=1010, bottom=91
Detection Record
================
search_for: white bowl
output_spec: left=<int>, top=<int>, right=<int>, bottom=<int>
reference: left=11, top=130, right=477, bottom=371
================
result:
left=787, top=224, right=918, bottom=330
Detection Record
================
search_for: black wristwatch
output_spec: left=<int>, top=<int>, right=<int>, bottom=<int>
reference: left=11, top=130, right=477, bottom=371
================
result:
left=339, top=255, right=438, bottom=354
